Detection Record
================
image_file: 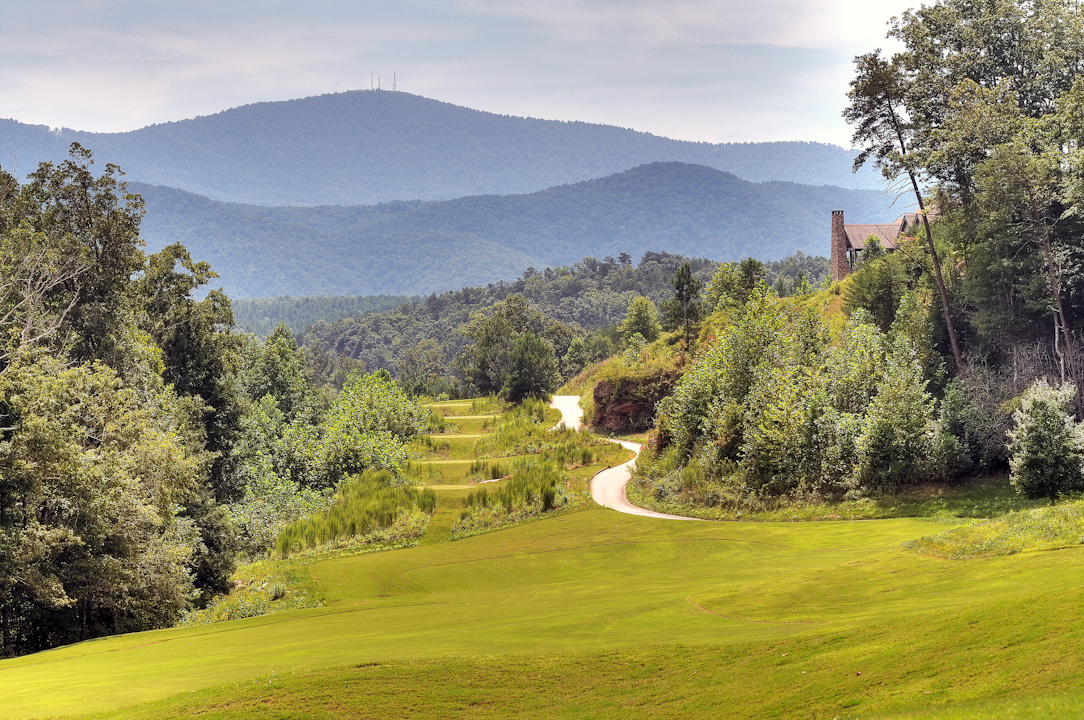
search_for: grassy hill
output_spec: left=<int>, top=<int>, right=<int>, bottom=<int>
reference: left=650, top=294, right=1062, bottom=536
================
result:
left=1, top=90, right=884, bottom=206
left=3, top=498, right=1083, bottom=718
left=135, top=162, right=890, bottom=298
left=3, top=394, right=1084, bottom=719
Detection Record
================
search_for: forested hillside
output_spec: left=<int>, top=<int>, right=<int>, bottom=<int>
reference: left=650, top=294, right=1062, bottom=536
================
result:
left=232, top=294, right=414, bottom=337
left=300, top=251, right=828, bottom=378
left=0, top=91, right=882, bottom=206
left=136, top=163, right=888, bottom=298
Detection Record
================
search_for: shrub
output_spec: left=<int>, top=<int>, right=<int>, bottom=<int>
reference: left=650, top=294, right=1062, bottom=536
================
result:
left=1008, top=381, right=1084, bottom=500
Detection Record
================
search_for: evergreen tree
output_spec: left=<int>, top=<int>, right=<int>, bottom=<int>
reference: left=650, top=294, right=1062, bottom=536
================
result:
left=661, top=262, right=704, bottom=353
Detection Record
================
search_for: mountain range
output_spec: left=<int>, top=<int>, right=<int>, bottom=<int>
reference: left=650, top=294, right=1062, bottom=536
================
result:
left=2, top=90, right=882, bottom=206
left=135, top=161, right=894, bottom=298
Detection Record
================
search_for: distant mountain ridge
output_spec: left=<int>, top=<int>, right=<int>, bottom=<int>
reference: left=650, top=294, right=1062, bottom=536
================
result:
left=1, top=90, right=882, bottom=206
left=134, top=161, right=894, bottom=298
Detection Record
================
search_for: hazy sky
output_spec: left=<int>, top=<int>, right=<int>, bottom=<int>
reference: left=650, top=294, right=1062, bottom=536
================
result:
left=1, top=0, right=912, bottom=145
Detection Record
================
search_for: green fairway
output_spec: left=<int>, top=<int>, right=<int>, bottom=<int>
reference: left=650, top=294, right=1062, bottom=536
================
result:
left=5, top=397, right=1084, bottom=720
left=6, top=503, right=1084, bottom=719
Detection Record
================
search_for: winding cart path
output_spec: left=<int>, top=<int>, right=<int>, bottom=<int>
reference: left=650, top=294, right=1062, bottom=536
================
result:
left=550, top=395, right=699, bottom=521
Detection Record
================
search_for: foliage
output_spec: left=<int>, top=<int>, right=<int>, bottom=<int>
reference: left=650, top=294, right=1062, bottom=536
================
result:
left=233, top=294, right=414, bottom=337
left=1008, top=381, right=1084, bottom=500
left=456, top=295, right=574, bottom=397
left=501, top=333, right=560, bottom=403
left=843, top=242, right=910, bottom=333
left=649, top=286, right=943, bottom=508
left=224, top=459, right=334, bottom=559
left=660, top=261, right=704, bottom=352
left=275, top=471, right=436, bottom=558
left=0, top=356, right=207, bottom=656
left=303, top=252, right=713, bottom=386
left=619, top=296, right=661, bottom=343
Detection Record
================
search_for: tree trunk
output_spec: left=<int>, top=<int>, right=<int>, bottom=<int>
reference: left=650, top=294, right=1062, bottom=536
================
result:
left=1031, top=191, right=1084, bottom=418
left=2, top=595, right=12, bottom=658
left=911, top=174, right=965, bottom=372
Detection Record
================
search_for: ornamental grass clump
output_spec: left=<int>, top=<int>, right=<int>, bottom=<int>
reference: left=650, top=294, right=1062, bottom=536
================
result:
left=276, top=471, right=436, bottom=557
left=473, top=399, right=603, bottom=462
left=455, top=461, right=570, bottom=536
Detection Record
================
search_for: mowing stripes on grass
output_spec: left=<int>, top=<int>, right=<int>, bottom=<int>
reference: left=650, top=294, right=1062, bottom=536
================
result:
left=276, top=471, right=436, bottom=557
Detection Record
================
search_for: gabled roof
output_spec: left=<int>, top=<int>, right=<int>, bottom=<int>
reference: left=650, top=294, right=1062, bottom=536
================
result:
left=843, top=209, right=939, bottom=251
left=844, top=224, right=903, bottom=250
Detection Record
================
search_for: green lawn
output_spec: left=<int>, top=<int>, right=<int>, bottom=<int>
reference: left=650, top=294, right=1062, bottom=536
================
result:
left=5, top=399, right=1084, bottom=719
left=4, top=506, right=1084, bottom=719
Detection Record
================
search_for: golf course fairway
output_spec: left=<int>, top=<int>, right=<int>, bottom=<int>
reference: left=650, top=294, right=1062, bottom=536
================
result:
left=3, top=504, right=1084, bottom=719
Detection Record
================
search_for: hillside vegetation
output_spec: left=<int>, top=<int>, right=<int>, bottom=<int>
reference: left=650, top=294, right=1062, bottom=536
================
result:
left=0, top=90, right=883, bottom=206
left=133, top=162, right=887, bottom=297
left=298, top=252, right=829, bottom=381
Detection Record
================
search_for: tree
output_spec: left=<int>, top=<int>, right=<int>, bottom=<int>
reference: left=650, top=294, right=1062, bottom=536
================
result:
left=972, top=135, right=1084, bottom=416
left=396, top=338, right=445, bottom=394
left=844, top=51, right=964, bottom=370
left=619, top=296, right=660, bottom=343
left=843, top=242, right=908, bottom=333
left=240, top=323, right=310, bottom=418
left=0, top=357, right=205, bottom=656
left=1008, top=381, right=1084, bottom=500
left=661, top=262, right=703, bottom=353
left=502, top=333, right=559, bottom=403
left=457, top=295, right=576, bottom=395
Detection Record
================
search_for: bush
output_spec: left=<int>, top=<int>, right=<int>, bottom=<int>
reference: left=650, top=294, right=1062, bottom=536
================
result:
left=1008, top=381, right=1084, bottom=500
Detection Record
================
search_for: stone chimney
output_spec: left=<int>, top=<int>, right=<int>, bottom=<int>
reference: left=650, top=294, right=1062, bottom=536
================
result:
left=831, top=210, right=849, bottom=281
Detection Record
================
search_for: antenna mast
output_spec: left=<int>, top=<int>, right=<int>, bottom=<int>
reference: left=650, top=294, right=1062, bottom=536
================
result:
left=393, top=73, right=396, bottom=91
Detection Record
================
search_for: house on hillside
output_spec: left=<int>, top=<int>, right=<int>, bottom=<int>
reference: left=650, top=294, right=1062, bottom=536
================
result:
left=830, top=209, right=936, bottom=281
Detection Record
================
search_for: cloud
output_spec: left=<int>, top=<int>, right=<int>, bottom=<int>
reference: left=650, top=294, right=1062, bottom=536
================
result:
left=0, top=0, right=912, bottom=145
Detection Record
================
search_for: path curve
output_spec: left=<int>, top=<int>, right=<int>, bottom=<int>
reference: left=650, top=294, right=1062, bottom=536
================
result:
left=550, top=395, right=699, bottom=521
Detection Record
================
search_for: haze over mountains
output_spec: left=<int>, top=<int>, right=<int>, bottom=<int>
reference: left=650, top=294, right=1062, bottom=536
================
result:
left=0, top=90, right=883, bottom=206
left=136, top=162, right=893, bottom=298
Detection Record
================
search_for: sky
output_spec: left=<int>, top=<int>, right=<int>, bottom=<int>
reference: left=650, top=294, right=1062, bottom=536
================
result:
left=0, top=0, right=912, bottom=146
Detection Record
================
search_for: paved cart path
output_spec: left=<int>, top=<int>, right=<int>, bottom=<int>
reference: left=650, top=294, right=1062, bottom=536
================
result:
left=549, top=395, right=698, bottom=521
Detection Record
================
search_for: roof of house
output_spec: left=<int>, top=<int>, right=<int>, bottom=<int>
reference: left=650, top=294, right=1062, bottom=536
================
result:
left=844, top=224, right=903, bottom=250
left=843, top=209, right=939, bottom=251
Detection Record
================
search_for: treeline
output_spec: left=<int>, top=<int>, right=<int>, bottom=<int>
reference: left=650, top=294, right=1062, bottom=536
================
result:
left=635, top=0, right=1084, bottom=512
left=233, top=294, right=414, bottom=337
left=300, top=252, right=828, bottom=386
left=0, top=147, right=433, bottom=657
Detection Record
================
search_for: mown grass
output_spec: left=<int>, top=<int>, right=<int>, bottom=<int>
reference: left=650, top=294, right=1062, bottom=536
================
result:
left=9, top=396, right=1084, bottom=720
left=11, top=510, right=1084, bottom=720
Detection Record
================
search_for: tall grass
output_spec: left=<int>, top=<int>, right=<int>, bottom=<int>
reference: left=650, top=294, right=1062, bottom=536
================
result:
left=276, top=471, right=436, bottom=557
left=905, top=498, right=1084, bottom=559
left=470, top=395, right=504, bottom=414
left=474, top=399, right=604, bottom=464
left=468, top=459, right=508, bottom=480
left=455, top=461, right=570, bottom=537
left=400, top=460, right=444, bottom=484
